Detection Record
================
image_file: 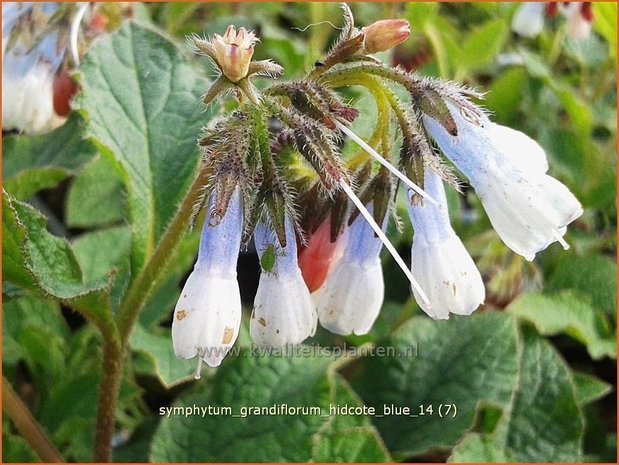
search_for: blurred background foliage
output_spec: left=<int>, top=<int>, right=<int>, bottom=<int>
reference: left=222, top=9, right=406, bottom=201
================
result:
left=2, top=2, right=616, bottom=463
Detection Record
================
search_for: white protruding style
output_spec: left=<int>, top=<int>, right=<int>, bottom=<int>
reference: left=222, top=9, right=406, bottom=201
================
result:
left=336, top=121, right=439, bottom=207
left=340, top=181, right=431, bottom=308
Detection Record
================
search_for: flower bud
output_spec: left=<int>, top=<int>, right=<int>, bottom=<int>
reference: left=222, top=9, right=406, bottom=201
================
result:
left=362, top=19, right=410, bottom=53
left=213, top=25, right=257, bottom=82
left=297, top=217, right=347, bottom=292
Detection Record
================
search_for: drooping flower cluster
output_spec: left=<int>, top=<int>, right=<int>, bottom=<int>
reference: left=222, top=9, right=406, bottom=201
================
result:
left=511, top=2, right=594, bottom=40
left=173, top=4, right=583, bottom=375
left=2, top=2, right=131, bottom=134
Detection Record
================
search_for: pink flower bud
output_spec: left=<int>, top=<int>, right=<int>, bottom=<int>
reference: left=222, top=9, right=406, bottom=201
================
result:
left=362, top=19, right=410, bottom=53
left=212, top=25, right=257, bottom=82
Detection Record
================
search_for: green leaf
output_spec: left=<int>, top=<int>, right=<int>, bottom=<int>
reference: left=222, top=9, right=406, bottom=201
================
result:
left=71, top=226, right=131, bottom=285
left=507, top=291, right=616, bottom=359
left=2, top=418, right=39, bottom=463
left=495, top=329, right=584, bottom=461
left=2, top=297, right=70, bottom=391
left=593, top=3, right=617, bottom=59
left=3, top=193, right=110, bottom=299
left=350, top=312, right=519, bottom=457
left=2, top=193, right=113, bottom=328
left=456, top=19, right=509, bottom=77
left=130, top=324, right=195, bottom=388
left=71, top=226, right=132, bottom=312
left=546, top=254, right=617, bottom=314
left=484, top=67, right=527, bottom=124
left=66, top=156, right=125, bottom=228
left=312, top=376, right=391, bottom=462
left=571, top=371, right=612, bottom=406
left=74, top=22, right=210, bottom=272
left=449, top=329, right=584, bottom=462
left=2, top=114, right=97, bottom=199
left=151, top=351, right=387, bottom=462
left=448, top=433, right=515, bottom=462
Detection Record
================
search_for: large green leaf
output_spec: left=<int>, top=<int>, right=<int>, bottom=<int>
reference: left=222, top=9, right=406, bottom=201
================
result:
left=495, top=328, right=584, bottom=461
left=546, top=254, right=617, bottom=314
left=150, top=351, right=388, bottom=462
left=130, top=324, right=195, bottom=388
left=507, top=291, right=616, bottom=359
left=448, top=433, right=515, bottom=462
left=74, top=22, right=210, bottom=272
left=350, top=312, right=520, bottom=458
left=2, top=114, right=97, bottom=199
left=2, top=193, right=113, bottom=327
left=450, top=329, right=584, bottom=462
left=66, top=156, right=126, bottom=228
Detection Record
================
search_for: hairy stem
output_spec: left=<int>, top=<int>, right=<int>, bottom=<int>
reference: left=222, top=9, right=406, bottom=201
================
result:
left=91, top=168, right=210, bottom=459
left=93, top=339, right=123, bottom=462
left=3, top=377, right=64, bottom=462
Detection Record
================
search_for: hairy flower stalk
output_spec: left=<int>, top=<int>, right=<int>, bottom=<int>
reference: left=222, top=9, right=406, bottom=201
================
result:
left=172, top=188, right=243, bottom=374
left=173, top=4, right=583, bottom=370
left=251, top=217, right=317, bottom=347
left=408, top=170, right=485, bottom=319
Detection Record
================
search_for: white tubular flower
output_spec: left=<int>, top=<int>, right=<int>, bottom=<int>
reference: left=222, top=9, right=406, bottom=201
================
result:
left=511, top=2, right=546, bottom=38
left=316, top=205, right=385, bottom=336
left=2, top=3, right=66, bottom=134
left=172, top=189, right=243, bottom=372
left=408, top=170, right=485, bottom=320
left=423, top=102, right=583, bottom=261
left=250, top=216, right=317, bottom=347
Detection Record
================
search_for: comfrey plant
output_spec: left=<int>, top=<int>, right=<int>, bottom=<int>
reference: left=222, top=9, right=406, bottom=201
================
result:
left=172, top=4, right=583, bottom=374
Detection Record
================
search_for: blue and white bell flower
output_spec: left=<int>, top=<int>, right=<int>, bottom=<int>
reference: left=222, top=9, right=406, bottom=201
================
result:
left=172, top=188, right=243, bottom=373
left=250, top=216, right=317, bottom=347
left=2, top=3, right=66, bottom=134
left=423, top=101, right=583, bottom=261
left=408, top=169, right=485, bottom=320
left=315, top=204, right=385, bottom=336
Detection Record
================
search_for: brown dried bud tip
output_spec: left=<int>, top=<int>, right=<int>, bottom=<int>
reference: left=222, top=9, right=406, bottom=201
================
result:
left=362, top=19, right=410, bottom=53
